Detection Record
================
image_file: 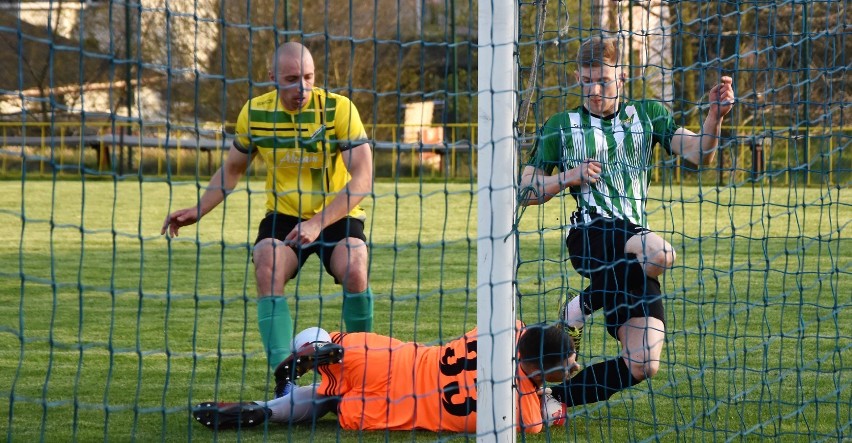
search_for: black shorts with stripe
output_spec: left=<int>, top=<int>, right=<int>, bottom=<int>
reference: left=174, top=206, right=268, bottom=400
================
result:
left=255, top=212, right=366, bottom=281
left=566, top=214, right=665, bottom=338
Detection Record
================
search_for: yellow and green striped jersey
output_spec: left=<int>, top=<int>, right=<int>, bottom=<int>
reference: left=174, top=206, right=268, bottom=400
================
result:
left=528, top=100, right=678, bottom=227
left=234, top=88, right=368, bottom=220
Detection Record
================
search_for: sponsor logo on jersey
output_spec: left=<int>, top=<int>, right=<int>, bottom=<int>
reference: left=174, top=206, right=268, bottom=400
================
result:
left=308, top=125, right=326, bottom=142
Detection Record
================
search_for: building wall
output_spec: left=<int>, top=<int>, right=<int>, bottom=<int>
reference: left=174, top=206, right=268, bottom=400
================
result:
left=10, top=0, right=220, bottom=120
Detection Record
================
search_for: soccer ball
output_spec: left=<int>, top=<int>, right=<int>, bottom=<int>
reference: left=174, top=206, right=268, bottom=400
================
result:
left=291, top=327, right=332, bottom=352
left=541, top=392, right=567, bottom=426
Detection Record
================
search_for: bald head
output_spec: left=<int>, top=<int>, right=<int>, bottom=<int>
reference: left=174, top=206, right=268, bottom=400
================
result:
left=268, top=42, right=315, bottom=111
left=270, top=42, right=314, bottom=72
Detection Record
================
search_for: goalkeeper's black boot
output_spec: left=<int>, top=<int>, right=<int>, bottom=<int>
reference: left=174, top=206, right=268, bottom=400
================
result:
left=273, top=341, right=344, bottom=398
left=193, top=402, right=271, bottom=430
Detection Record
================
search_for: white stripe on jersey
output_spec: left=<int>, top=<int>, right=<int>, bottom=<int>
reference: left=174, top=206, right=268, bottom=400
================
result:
left=567, top=112, right=595, bottom=223
left=566, top=113, right=585, bottom=164
left=588, top=114, right=617, bottom=220
left=625, top=105, right=649, bottom=226
left=610, top=110, right=636, bottom=223
left=623, top=105, right=647, bottom=225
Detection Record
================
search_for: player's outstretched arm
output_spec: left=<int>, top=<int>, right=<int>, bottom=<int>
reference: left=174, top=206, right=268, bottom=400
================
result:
left=192, top=384, right=337, bottom=430
left=264, top=385, right=338, bottom=424
left=161, top=144, right=253, bottom=237
left=671, top=76, right=735, bottom=167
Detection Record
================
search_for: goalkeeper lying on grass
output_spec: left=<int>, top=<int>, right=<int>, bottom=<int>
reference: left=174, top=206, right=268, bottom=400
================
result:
left=193, top=322, right=578, bottom=434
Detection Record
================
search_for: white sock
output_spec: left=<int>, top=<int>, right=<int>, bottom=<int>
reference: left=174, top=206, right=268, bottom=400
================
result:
left=262, top=384, right=334, bottom=423
left=562, top=294, right=588, bottom=329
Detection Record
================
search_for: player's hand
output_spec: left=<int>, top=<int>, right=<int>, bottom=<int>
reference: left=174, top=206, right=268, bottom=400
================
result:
left=709, top=76, right=735, bottom=120
left=284, top=218, right=322, bottom=247
left=536, top=386, right=553, bottom=396
left=566, top=158, right=602, bottom=187
left=567, top=360, right=581, bottom=379
left=161, top=206, right=202, bottom=237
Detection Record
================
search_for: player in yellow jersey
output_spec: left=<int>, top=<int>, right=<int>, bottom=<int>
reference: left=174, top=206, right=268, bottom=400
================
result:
left=161, top=42, right=375, bottom=397
left=193, top=321, right=578, bottom=434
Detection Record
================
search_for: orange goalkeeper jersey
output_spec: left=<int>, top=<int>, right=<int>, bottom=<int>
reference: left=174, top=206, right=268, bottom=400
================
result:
left=316, top=320, right=545, bottom=433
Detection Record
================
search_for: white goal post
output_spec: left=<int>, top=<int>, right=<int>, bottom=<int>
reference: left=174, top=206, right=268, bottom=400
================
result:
left=477, top=0, right=518, bottom=441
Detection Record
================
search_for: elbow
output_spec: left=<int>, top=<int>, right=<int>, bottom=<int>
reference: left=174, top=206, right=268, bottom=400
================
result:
left=683, top=150, right=714, bottom=168
left=221, top=167, right=243, bottom=189
left=349, top=172, right=373, bottom=195
left=222, top=164, right=241, bottom=178
left=699, top=140, right=721, bottom=166
left=519, top=194, right=550, bottom=207
left=518, top=181, right=546, bottom=206
left=700, top=150, right=717, bottom=166
left=222, top=156, right=248, bottom=177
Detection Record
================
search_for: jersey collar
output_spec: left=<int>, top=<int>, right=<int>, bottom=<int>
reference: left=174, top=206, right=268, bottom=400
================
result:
left=582, top=101, right=623, bottom=121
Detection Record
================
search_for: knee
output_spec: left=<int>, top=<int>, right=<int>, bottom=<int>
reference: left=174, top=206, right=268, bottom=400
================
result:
left=254, top=263, right=274, bottom=285
left=253, top=239, right=292, bottom=278
left=663, top=248, right=676, bottom=269
left=340, top=268, right=368, bottom=292
left=253, top=239, right=276, bottom=268
left=626, top=358, right=660, bottom=382
left=333, top=239, right=369, bottom=291
left=645, top=248, right=676, bottom=273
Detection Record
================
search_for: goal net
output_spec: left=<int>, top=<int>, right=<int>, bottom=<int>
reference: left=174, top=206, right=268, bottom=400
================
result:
left=0, top=0, right=849, bottom=441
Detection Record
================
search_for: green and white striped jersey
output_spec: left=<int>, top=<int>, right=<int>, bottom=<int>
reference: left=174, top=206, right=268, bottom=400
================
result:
left=527, top=100, right=679, bottom=227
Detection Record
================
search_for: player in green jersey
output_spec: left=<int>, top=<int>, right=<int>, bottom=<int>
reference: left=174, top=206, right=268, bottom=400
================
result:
left=161, top=42, right=375, bottom=397
left=519, top=36, right=734, bottom=406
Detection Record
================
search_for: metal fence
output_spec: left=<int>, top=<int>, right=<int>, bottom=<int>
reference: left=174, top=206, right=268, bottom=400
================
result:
left=0, top=121, right=848, bottom=185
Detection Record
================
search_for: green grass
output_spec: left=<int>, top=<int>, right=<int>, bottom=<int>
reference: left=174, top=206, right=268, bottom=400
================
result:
left=0, top=178, right=849, bottom=442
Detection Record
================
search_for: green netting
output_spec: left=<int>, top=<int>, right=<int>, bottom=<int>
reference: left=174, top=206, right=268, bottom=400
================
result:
left=515, top=1, right=850, bottom=442
left=0, top=0, right=849, bottom=441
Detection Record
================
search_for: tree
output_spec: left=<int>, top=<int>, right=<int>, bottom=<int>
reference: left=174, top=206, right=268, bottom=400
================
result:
left=0, top=5, right=110, bottom=122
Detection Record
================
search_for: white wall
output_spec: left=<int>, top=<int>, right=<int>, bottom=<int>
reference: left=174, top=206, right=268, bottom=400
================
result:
left=11, top=0, right=219, bottom=119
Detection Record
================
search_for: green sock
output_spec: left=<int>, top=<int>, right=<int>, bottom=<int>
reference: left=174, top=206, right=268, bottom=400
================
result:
left=257, top=296, right=292, bottom=369
left=342, top=287, right=374, bottom=332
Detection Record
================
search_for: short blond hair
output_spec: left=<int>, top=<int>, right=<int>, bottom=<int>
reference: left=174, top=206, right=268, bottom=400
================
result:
left=576, top=36, right=620, bottom=67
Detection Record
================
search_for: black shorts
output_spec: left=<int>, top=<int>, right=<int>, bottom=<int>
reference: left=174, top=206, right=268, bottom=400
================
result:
left=566, top=214, right=665, bottom=338
left=254, top=212, right=367, bottom=280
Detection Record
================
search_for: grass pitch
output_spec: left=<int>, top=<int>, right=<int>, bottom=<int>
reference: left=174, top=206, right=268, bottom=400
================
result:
left=0, top=178, right=849, bottom=442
